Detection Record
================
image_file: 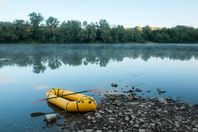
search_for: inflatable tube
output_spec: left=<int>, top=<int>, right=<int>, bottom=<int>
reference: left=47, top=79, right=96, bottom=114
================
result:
left=46, top=88, right=97, bottom=112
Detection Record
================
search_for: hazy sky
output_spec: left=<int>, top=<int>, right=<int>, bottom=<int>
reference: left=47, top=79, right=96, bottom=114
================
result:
left=0, top=0, right=197, bottom=27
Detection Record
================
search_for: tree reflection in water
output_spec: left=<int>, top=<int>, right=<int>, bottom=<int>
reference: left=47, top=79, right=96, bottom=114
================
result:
left=0, top=44, right=198, bottom=73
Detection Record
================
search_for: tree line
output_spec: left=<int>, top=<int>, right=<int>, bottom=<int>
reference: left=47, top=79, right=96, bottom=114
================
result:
left=0, top=12, right=198, bottom=44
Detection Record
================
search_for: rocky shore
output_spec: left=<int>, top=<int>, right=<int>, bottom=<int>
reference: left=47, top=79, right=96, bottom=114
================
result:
left=48, top=91, right=198, bottom=132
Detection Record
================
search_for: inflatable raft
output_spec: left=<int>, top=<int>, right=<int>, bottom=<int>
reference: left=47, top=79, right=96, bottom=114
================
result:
left=46, top=88, right=97, bottom=112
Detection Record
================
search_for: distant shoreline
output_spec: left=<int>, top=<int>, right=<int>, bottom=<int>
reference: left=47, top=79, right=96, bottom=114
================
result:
left=0, top=12, right=198, bottom=44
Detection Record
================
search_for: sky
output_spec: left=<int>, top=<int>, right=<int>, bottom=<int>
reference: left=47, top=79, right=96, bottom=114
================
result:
left=0, top=0, right=198, bottom=28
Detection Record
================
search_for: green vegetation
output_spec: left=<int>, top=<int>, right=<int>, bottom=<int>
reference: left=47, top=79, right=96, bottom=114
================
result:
left=0, top=12, right=198, bottom=43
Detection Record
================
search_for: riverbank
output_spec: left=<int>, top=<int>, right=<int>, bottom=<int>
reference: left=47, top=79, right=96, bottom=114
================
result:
left=50, top=92, right=198, bottom=132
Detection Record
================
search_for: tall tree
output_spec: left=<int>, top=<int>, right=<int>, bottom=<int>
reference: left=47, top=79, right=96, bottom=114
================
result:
left=28, top=12, right=44, bottom=40
left=98, top=19, right=112, bottom=43
left=45, top=16, right=59, bottom=42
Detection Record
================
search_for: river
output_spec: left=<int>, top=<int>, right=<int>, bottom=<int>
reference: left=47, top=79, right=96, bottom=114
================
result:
left=0, top=44, right=198, bottom=131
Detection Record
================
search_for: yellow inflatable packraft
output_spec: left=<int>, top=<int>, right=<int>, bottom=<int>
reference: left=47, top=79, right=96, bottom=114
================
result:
left=46, top=88, right=97, bottom=112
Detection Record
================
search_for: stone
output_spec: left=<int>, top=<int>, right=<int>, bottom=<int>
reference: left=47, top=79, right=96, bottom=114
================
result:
left=85, top=129, right=93, bottom=132
left=105, top=109, right=112, bottom=113
left=193, top=128, right=198, bottom=132
left=131, top=115, right=136, bottom=119
left=45, top=114, right=58, bottom=124
left=157, top=89, right=166, bottom=94
left=118, top=112, right=122, bottom=116
left=139, top=129, right=146, bottom=132
left=125, top=116, right=130, bottom=121
left=128, top=89, right=134, bottom=93
left=175, top=122, right=180, bottom=127
left=129, top=120, right=134, bottom=125
left=134, top=124, right=139, bottom=128
left=99, top=110, right=105, bottom=114
left=111, top=83, right=118, bottom=87
left=158, top=98, right=168, bottom=104
left=135, top=88, right=142, bottom=92
left=139, top=118, right=144, bottom=122
left=87, top=115, right=91, bottom=120
left=95, top=113, right=102, bottom=119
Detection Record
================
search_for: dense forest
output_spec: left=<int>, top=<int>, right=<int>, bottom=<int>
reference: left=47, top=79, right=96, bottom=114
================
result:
left=0, top=12, right=198, bottom=44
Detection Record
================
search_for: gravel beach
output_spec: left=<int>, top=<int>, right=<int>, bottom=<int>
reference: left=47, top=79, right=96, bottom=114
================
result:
left=46, top=91, right=198, bottom=132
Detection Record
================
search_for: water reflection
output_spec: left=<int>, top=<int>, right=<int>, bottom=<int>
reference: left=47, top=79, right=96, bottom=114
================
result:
left=0, top=44, right=198, bottom=73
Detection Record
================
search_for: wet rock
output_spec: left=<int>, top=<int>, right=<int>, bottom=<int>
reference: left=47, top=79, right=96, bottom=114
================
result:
left=111, top=83, right=118, bottom=87
left=146, top=90, right=151, bottom=93
left=44, top=114, right=58, bottom=125
left=157, top=89, right=166, bottom=94
left=135, top=88, right=142, bottom=92
left=127, top=89, right=135, bottom=93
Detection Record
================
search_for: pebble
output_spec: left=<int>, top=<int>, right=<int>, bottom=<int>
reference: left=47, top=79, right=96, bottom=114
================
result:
left=139, top=129, right=146, bottom=132
left=85, top=129, right=93, bottom=132
left=95, top=113, right=102, bottom=119
left=99, top=110, right=105, bottom=114
left=87, top=115, right=91, bottom=120
left=125, top=116, right=130, bottom=121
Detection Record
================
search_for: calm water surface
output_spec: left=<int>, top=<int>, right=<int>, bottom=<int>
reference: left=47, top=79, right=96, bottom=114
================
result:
left=0, top=44, right=198, bottom=131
